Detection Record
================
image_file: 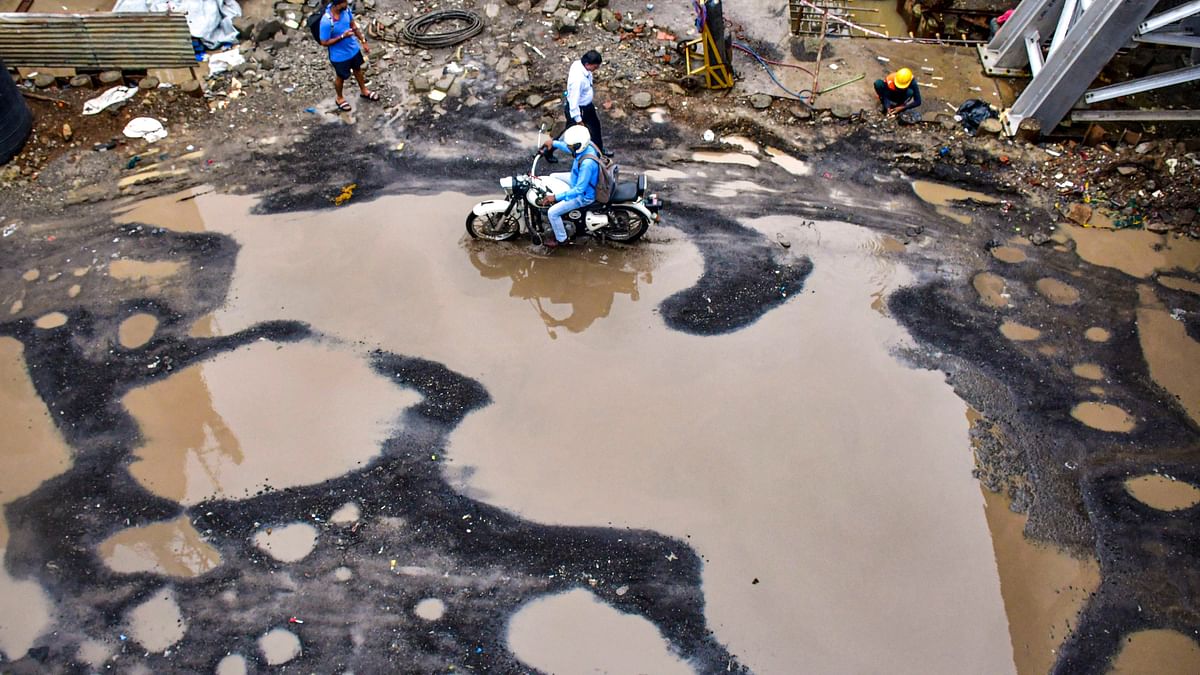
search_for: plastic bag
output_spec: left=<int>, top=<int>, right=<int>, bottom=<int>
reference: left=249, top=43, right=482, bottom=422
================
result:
left=955, top=99, right=997, bottom=135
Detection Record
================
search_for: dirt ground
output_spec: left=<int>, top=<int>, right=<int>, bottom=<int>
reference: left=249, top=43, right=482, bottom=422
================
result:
left=1, top=0, right=1199, bottom=671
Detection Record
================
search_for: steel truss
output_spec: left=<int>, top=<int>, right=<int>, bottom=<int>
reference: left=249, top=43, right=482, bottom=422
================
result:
left=977, top=0, right=1200, bottom=135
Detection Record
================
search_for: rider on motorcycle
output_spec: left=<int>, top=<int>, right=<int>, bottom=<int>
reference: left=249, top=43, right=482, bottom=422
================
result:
left=538, top=125, right=600, bottom=249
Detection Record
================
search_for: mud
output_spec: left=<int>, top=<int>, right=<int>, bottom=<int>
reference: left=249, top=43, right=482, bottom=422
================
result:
left=974, top=272, right=1010, bottom=308
left=992, top=246, right=1028, bottom=264
left=1072, top=364, right=1105, bottom=381
left=1109, top=629, right=1200, bottom=673
left=1070, top=402, right=1136, bottom=433
left=118, top=312, right=160, bottom=348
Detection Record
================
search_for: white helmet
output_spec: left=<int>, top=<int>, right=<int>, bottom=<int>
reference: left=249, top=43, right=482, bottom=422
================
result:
left=562, top=125, right=591, bottom=154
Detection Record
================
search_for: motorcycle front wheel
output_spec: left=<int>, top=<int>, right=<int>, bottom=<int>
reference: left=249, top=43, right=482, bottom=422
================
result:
left=605, top=205, right=650, bottom=243
left=466, top=209, right=521, bottom=241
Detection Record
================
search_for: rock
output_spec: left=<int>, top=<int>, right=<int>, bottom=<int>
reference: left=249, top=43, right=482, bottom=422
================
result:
left=831, top=104, right=856, bottom=119
left=253, top=50, right=275, bottom=70
left=69, top=74, right=93, bottom=89
left=599, top=8, right=619, bottom=31
left=138, top=76, right=160, bottom=90
left=33, top=74, right=56, bottom=89
left=526, top=93, right=544, bottom=107
left=979, top=118, right=1003, bottom=135
left=99, top=70, right=124, bottom=85
left=1117, top=165, right=1137, bottom=176
left=496, top=57, right=512, bottom=74
left=233, top=15, right=255, bottom=39
left=564, top=0, right=584, bottom=8
left=1015, top=117, right=1040, bottom=143
left=667, top=82, right=686, bottom=95
left=1066, top=202, right=1092, bottom=225
left=61, top=123, right=72, bottom=141
left=1134, top=141, right=1155, bottom=154
left=504, top=0, right=522, bottom=6
left=553, top=11, right=578, bottom=32
left=411, top=75, right=431, bottom=92
left=1145, top=221, right=1171, bottom=233
left=255, top=17, right=284, bottom=43
left=447, top=80, right=463, bottom=99
left=1028, top=231, right=1052, bottom=246
left=749, top=94, right=774, bottom=110
left=631, top=91, right=652, bottom=108
left=485, top=2, right=500, bottom=17
left=434, top=75, right=455, bottom=91
left=542, top=0, right=560, bottom=12
left=580, top=7, right=599, bottom=22
left=65, top=184, right=117, bottom=205
left=181, top=79, right=205, bottom=98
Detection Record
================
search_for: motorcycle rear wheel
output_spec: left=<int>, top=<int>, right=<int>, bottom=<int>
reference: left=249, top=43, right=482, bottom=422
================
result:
left=466, top=210, right=521, bottom=241
left=605, top=206, right=650, bottom=243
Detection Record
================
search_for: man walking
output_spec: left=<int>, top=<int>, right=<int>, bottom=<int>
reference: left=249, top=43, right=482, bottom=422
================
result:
left=564, top=50, right=608, bottom=156
left=319, top=0, right=378, bottom=112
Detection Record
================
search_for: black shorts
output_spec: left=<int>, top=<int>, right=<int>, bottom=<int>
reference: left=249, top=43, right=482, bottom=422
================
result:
left=331, top=50, right=364, bottom=79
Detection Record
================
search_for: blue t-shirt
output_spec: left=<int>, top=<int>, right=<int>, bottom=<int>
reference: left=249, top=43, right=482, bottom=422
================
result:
left=319, top=7, right=360, bottom=63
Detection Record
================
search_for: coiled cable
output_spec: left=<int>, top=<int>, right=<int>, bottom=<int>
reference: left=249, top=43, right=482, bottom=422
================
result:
left=401, top=9, right=484, bottom=49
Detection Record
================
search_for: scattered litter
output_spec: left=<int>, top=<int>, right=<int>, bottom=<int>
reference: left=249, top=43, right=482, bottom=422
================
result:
left=304, top=107, right=317, bottom=113
left=82, top=86, right=137, bottom=115
left=206, top=48, right=245, bottom=76
left=702, top=129, right=715, bottom=142
left=876, top=56, right=890, bottom=62
left=2, top=222, right=17, bottom=237
left=522, top=40, right=545, bottom=59
left=1170, top=308, right=1187, bottom=321
left=288, top=617, right=304, bottom=624
left=126, top=155, right=142, bottom=170
left=1044, top=148, right=1062, bottom=157
left=776, top=233, right=790, bottom=248
left=122, top=117, right=168, bottom=143
left=920, top=66, right=935, bottom=72
left=828, top=63, right=839, bottom=70
left=332, top=183, right=357, bottom=206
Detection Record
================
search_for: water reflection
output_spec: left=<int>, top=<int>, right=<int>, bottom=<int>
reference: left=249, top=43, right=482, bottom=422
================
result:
left=468, top=244, right=656, bottom=337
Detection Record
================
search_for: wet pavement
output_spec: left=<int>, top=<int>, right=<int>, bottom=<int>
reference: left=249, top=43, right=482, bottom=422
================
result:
left=1, top=128, right=1199, bottom=673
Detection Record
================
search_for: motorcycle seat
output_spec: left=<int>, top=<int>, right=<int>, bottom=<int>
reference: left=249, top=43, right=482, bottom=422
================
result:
left=609, top=181, right=638, bottom=203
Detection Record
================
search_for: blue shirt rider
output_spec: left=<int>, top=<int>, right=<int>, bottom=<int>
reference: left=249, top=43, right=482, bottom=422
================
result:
left=538, top=125, right=599, bottom=248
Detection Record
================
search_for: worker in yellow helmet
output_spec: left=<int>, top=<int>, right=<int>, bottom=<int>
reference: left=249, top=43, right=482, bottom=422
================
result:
left=873, top=67, right=922, bottom=119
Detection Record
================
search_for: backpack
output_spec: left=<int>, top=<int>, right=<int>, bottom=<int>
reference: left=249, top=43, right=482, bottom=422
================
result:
left=306, top=3, right=328, bottom=42
left=582, top=143, right=618, bottom=204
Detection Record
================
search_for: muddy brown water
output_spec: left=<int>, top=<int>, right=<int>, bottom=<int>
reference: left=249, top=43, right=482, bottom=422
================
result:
left=1124, top=475, right=1200, bottom=511
left=912, top=180, right=999, bottom=225
left=54, top=186, right=1104, bottom=673
left=1000, top=321, right=1041, bottom=341
left=99, top=515, right=222, bottom=577
left=1136, top=285, right=1200, bottom=426
left=0, top=337, right=72, bottom=658
left=1061, top=224, right=1200, bottom=279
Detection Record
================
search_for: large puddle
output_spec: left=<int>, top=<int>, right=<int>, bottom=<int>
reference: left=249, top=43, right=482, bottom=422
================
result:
left=100, top=188, right=1031, bottom=673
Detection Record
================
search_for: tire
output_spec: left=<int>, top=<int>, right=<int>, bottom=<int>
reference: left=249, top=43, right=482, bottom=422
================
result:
left=0, top=58, right=33, bottom=165
left=605, top=205, right=650, bottom=243
left=466, top=207, right=521, bottom=241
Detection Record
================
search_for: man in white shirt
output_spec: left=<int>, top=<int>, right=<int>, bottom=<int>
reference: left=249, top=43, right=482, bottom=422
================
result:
left=563, top=50, right=609, bottom=156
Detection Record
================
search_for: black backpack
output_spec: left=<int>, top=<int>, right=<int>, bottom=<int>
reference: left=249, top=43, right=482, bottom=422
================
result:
left=306, top=3, right=327, bottom=42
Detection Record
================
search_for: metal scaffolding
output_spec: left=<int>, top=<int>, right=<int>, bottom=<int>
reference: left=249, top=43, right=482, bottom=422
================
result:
left=978, top=0, right=1200, bottom=135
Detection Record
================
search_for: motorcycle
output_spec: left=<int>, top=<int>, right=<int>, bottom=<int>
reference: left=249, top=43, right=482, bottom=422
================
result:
left=466, top=141, right=662, bottom=246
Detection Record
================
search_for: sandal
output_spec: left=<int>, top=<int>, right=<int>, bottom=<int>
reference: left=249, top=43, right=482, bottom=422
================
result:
left=361, top=90, right=380, bottom=102
left=335, top=99, right=352, bottom=112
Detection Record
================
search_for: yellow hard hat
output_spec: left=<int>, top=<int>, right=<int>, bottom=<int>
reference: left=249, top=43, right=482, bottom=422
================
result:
left=894, top=67, right=913, bottom=88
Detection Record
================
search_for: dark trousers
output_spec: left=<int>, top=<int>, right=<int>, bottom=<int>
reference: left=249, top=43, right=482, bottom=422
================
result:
left=564, top=102, right=605, bottom=154
left=874, top=80, right=909, bottom=110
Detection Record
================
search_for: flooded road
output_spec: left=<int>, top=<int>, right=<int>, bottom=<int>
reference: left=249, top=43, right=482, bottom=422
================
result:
left=111, top=188, right=1016, bottom=673
left=5, top=150, right=1198, bottom=672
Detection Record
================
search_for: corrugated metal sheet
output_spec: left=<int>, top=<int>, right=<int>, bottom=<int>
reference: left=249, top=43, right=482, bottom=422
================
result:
left=0, top=12, right=196, bottom=68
